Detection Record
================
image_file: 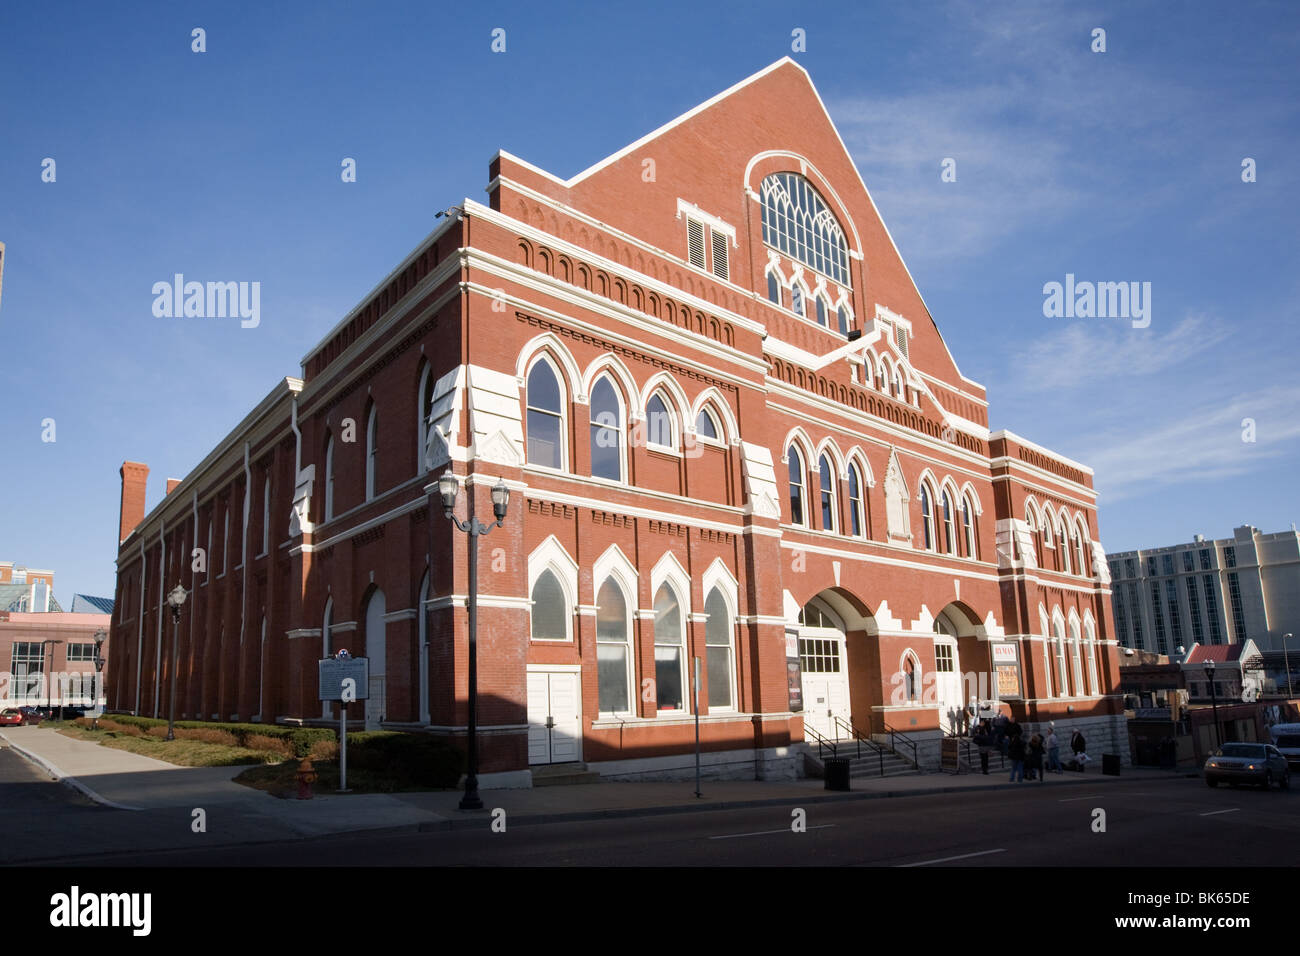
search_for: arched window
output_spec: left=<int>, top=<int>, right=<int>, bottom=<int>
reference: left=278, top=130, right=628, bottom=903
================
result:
left=791, top=283, right=805, bottom=318
left=222, top=507, right=230, bottom=572
left=324, top=434, right=335, bottom=521
left=705, top=587, right=735, bottom=710
left=595, top=578, right=631, bottom=714
left=530, top=568, right=569, bottom=641
left=904, top=655, right=918, bottom=701
left=365, top=404, right=378, bottom=500
left=815, top=297, right=827, bottom=327
left=526, top=359, right=565, bottom=470
left=1053, top=619, right=1069, bottom=697
left=962, top=495, right=976, bottom=559
left=880, top=357, right=893, bottom=395
left=941, top=490, right=955, bottom=555
left=766, top=271, right=782, bottom=307
left=1085, top=620, right=1100, bottom=695
left=1074, top=524, right=1088, bottom=577
left=417, top=364, right=435, bottom=474
left=695, top=406, right=720, bottom=441
left=818, top=454, right=837, bottom=532
left=1070, top=620, right=1085, bottom=694
left=893, top=367, right=903, bottom=400
left=1058, top=521, right=1071, bottom=574
left=837, top=304, right=850, bottom=336
left=261, top=475, right=271, bottom=555
left=645, top=392, right=675, bottom=448
left=653, top=583, right=686, bottom=712
left=760, top=172, right=850, bottom=285
left=589, top=376, right=624, bottom=482
left=847, top=463, right=864, bottom=537
left=862, top=354, right=876, bottom=390
left=919, top=483, right=935, bottom=551
left=787, top=446, right=806, bottom=525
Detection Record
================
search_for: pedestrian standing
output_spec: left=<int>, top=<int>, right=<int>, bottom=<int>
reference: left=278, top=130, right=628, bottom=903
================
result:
left=1008, top=732, right=1026, bottom=782
left=974, top=721, right=992, bottom=775
left=1071, top=729, right=1087, bottom=772
left=1028, top=733, right=1046, bottom=783
left=1046, top=728, right=1061, bottom=774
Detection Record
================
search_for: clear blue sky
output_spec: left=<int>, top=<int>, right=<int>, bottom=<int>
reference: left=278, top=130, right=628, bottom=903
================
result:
left=2, top=0, right=1297, bottom=604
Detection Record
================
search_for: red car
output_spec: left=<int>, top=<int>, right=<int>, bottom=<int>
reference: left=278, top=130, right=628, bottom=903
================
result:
left=0, top=708, right=27, bottom=726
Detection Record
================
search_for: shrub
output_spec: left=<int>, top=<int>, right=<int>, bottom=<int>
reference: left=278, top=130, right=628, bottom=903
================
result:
left=175, top=727, right=239, bottom=747
left=308, top=738, right=339, bottom=761
left=347, top=732, right=462, bottom=788
left=244, top=734, right=294, bottom=758
left=93, top=715, right=334, bottom=755
left=146, top=726, right=169, bottom=738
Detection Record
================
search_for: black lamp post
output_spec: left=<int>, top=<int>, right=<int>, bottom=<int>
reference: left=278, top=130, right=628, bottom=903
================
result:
left=1205, top=659, right=1221, bottom=750
left=438, top=470, right=510, bottom=811
left=40, top=639, right=63, bottom=717
left=165, top=584, right=187, bottom=741
left=92, top=629, right=107, bottom=729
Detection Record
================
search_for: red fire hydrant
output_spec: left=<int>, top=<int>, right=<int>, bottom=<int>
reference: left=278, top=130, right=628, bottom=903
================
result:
left=296, top=758, right=318, bottom=800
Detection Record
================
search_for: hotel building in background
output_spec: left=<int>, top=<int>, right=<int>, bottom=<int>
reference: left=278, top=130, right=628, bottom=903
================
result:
left=1106, top=524, right=1300, bottom=656
left=108, top=59, right=1126, bottom=784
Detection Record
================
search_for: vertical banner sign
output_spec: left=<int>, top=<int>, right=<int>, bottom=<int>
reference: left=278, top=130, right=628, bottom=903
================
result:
left=786, top=632, right=804, bottom=713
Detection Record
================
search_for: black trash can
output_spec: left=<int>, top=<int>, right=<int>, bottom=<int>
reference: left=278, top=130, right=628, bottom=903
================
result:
left=824, top=757, right=851, bottom=791
left=1102, top=753, right=1121, bottom=777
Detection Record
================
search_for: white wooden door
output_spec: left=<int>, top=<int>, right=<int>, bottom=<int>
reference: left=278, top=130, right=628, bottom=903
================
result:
left=934, top=638, right=963, bottom=732
left=527, top=671, right=582, bottom=765
left=799, top=632, right=851, bottom=742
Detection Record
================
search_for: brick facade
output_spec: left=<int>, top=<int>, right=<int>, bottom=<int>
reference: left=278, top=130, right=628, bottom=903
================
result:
left=108, top=59, right=1123, bottom=782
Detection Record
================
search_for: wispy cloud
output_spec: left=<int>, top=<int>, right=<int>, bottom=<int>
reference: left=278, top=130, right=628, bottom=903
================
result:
left=1079, top=385, right=1300, bottom=501
left=1009, top=313, right=1230, bottom=391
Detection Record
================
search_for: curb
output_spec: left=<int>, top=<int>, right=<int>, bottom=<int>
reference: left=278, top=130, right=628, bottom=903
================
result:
left=418, top=768, right=1177, bottom=832
left=0, top=732, right=142, bottom=811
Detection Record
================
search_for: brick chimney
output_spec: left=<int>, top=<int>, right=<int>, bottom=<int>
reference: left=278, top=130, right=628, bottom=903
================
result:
left=119, top=461, right=150, bottom=544
left=166, top=478, right=182, bottom=495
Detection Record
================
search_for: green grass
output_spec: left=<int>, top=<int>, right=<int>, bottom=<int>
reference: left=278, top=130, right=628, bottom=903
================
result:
left=56, top=725, right=283, bottom=768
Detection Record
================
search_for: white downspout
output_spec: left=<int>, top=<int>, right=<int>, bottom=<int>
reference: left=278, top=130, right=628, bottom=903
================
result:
left=153, top=517, right=166, bottom=717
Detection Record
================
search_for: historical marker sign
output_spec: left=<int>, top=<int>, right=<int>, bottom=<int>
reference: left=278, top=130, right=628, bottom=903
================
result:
left=319, top=656, right=369, bottom=702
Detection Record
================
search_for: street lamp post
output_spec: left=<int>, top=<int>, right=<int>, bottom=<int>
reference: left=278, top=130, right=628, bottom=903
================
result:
left=1283, top=633, right=1294, bottom=699
left=165, top=585, right=187, bottom=741
left=40, top=639, right=64, bottom=718
left=437, top=470, right=510, bottom=811
left=92, top=629, right=107, bottom=730
left=1205, top=659, right=1221, bottom=750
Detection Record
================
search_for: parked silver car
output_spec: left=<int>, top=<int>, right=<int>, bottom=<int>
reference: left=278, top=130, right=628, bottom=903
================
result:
left=1205, top=742, right=1291, bottom=790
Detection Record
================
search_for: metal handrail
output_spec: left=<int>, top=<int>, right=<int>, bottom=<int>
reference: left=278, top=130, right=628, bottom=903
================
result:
left=804, top=722, right=836, bottom=760
left=881, top=721, right=920, bottom=767
left=833, top=715, right=887, bottom=776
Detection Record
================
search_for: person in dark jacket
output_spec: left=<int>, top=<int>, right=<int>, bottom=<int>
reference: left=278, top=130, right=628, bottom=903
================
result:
left=1008, top=732, right=1026, bottom=782
left=1071, top=729, right=1087, bottom=771
left=1027, top=733, right=1046, bottom=783
left=974, top=722, right=992, bottom=775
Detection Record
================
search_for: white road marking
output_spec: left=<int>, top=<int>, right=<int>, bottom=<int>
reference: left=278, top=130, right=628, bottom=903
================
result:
left=709, top=824, right=836, bottom=840
left=1199, top=808, right=1241, bottom=817
left=1057, top=794, right=1104, bottom=802
left=897, top=848, right=1006, bottom=867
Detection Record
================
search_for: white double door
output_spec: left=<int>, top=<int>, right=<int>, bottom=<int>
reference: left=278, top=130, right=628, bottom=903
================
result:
left=527, top=669, right=582, bottom=765
left=799, top=629, right=852, bottom=742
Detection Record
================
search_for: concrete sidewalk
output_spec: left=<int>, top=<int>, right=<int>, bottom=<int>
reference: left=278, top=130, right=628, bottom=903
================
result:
left=0, top=725, right=1191, bottom=861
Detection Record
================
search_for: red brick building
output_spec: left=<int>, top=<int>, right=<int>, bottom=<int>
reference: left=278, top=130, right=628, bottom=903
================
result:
left=109, top=59, right=1124, bottom=784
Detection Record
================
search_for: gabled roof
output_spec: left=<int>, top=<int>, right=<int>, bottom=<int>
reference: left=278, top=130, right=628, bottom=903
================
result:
left=1184, top=642, right=1254, bottom=665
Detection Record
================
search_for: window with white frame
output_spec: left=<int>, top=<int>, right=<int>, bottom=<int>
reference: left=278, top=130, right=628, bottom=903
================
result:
left=941, top=490, right=956, bottom=555
left=261, top=474, right=271, bottom=555
left=417, top=364, right=435, bottom=474
left=324, top=434, right=335, bottom=521
left=222, top=507, right=230, bottom=573
left=589, top=376, right=625, bottom=482
left=1070, top=622, right=1085, bottom=694
left=787, top=445, right=807, bottom=526
left=685, top=216, right=730, bottom=281
left=595, top=578, right=631, bottom=714
left=760, top=172, right=850, bottom=285
left=1085, top=621, right=1099, bottom=695
left=962, top=495, right=976, bottom=559
left=653, top=583, right=686, bottom=712
left=645, top=392, right=675, bottom=449
left=365, top=405, right=378, bottom=500
left=837, top=304, right=850, bottom=336
left=695, top=406, right=721, bottom=442
left=530, top=568, right=569, bottom=641
left=919, top=482, right=936, bottom=551
left=704, top=587, right=735, bottom=710
left=818, top=454, right=837, bottom=532
left=526, top=359, right=565, bottom=470
left=847, top=463, right=864, bottom=537
left=1054, top=620, right=1070, bottom=697
left=815, top=297, right=828, bottom=327
left=66, top=643, right=95, bottom=662
left=791, top=282, right=806, bottom=318
left=766, top=271, right=782, bottom=307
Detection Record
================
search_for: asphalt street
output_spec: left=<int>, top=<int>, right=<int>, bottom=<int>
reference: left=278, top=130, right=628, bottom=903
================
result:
left=8, top=764, right=1292, bottom=868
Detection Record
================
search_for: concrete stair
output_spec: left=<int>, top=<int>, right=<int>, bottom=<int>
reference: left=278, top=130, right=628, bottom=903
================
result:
left=809, top=744, right=921, bottom=779
left=531, top=761, right=603, bottom=787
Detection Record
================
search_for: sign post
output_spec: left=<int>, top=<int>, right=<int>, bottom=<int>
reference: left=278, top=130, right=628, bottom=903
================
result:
left=318, top=649, right=368, bottom=794
left=693, top=656, right=702, bottom=799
